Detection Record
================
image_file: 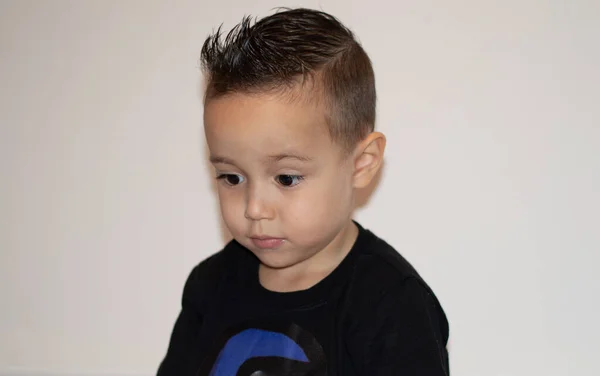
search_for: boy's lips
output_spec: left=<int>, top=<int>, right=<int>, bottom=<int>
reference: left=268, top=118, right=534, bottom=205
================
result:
left=249, top=236, right=285, bottom=249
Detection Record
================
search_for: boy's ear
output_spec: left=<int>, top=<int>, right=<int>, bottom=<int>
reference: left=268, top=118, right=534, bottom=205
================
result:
left=352, top=131, right=386, bottom=189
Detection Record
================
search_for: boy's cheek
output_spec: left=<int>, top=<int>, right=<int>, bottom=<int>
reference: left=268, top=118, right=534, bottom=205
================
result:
left=217, top=194, right=243, bottom=224
left=289, top=189, right=350, bottom=225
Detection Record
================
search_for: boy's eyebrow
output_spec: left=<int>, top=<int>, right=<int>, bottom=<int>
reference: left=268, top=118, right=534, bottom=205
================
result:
left=267, top=153, right=312, bottom=162
left=209, top=153, right=312, bottom=165
left=209, top=155, right=236, bottom=165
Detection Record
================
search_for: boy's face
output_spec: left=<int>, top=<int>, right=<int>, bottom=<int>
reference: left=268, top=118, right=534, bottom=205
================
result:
left=204, top=92, right=357, bottom=269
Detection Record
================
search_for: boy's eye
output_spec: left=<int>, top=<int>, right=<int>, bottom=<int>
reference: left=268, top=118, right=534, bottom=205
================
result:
left=217, top=174, right=245, bottom=186
left=276, top=174, right=303, bottom=187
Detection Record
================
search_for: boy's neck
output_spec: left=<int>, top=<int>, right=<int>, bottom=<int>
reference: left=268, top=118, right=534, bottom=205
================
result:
left=258, top=220, right=359, bottom=293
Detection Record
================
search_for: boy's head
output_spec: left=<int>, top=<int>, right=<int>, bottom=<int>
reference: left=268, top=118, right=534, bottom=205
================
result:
left=201, top=8, right=376, bottom=151
left=201, top=8, right=385, bottom=271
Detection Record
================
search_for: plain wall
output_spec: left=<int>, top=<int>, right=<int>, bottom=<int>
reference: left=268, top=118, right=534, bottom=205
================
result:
left=1, top=0, right=599, bottom=375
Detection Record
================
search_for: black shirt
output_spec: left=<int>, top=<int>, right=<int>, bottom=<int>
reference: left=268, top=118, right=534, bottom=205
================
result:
left=157, top=222, right=450, bottom=375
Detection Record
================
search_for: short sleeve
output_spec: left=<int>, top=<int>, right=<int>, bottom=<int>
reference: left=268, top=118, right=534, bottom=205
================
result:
left=345, top=277, right=450, bottom=375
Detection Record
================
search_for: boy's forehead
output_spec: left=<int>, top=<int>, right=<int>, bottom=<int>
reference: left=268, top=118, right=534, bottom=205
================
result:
left=204, top=93, right=333, bottom=157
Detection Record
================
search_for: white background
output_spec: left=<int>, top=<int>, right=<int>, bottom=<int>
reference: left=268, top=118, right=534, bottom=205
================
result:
left=1, top=0, right=599, bottom=375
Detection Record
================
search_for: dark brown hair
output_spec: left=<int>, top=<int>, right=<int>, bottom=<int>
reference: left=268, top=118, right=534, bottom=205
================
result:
left=200, top=8, right=376, bottom=150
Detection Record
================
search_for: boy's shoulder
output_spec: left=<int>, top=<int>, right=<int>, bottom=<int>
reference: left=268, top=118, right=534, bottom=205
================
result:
left=347, top=223, right=443, bottom=310
left=353, top=224, right=423, bottom=287
left=342, top=224, right=450, bottom=371
left=188, top=240, right=241, bottom=276
left=180, top=240, right=246, bottom=310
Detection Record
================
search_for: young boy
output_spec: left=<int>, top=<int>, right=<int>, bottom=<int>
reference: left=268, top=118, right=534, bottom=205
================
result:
left=157, top=8, right=449, bottom=376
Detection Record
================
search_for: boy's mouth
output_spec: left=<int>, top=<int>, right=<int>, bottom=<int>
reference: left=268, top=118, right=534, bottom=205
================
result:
left=249, top=236, right=285, bottom=249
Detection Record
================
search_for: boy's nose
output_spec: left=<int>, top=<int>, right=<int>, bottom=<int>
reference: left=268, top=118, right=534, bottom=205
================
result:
left=244, top=187, right=274, bottom=221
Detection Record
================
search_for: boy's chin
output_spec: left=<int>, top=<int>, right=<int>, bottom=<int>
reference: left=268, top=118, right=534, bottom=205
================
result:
left=253, top=251, right=300, bottom=270
left=250, top=246, right=312, bottom=271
